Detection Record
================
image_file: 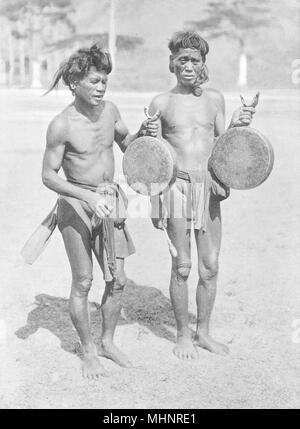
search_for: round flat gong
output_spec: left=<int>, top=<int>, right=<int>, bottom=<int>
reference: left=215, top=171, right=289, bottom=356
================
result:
left=210, top=127, right=274, bottom=190
left=122, top=136, right=177, bottom=196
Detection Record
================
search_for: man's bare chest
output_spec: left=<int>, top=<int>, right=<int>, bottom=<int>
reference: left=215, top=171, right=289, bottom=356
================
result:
left=66, top=116, right=115, bottom=155
left=162, top=97, right=216, bottom=132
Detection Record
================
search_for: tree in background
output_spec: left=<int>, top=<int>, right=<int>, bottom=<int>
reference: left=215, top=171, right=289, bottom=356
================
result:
left=186, top=0, right=271, bottom=88
left=0, top=0, right=75, bottom=87
left=45, top=0, right=143, bottom=86
left=74, top=0, right=139, bottom=70
left=0, top=0, right=143, bottom=87
left=75, top=0, right=117, bottom=68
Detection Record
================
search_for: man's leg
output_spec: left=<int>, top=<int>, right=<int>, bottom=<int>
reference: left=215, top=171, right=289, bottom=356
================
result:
left=101, top=259, right=132, bottom=367
left=92, top=233, right=132, bottom=368
left=58, top=199, right=108, bottom=379
left=167, top=218, right=198, bottom=359
left=194, top=197, right=229, bottom=355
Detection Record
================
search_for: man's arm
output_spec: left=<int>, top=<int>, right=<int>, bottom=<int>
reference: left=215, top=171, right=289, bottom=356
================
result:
left=114, top=115, right=137, bottom=153
left=148, top=98, right=163, bottom=139
left=114, top=103, right=160, bottom=153
left=42, top=116, right=112, bottom=218
left=213, top=91, right=226, bottom=138
left=213, top=90, right=255, bottom=136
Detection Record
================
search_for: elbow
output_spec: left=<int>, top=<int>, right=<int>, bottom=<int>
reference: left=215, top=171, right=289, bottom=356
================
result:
left=41, top=170, right=52, bottom=188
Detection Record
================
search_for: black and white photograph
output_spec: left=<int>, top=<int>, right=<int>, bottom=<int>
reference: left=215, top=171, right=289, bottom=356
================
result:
left=0, top=0, right=299, bottom=410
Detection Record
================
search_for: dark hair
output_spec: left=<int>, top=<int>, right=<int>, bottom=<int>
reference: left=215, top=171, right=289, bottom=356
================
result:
left=168, top=31, right=209, bottom=62
left=45, top=43, right=112, bottom=94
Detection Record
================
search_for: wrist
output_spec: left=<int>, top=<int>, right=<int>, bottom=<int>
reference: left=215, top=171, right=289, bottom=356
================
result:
left=137, top=127, right=146, bottom=137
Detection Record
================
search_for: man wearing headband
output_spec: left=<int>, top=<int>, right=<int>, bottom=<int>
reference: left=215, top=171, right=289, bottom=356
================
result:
left=147, top=31, right=255, bottom=359
left=42, top=44, right=150, bottom=379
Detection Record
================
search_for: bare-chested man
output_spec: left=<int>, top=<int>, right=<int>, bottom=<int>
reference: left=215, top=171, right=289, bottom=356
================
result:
left=146, top=32, right=255, bottom=359
left=42, top=44, right=150, bottom=379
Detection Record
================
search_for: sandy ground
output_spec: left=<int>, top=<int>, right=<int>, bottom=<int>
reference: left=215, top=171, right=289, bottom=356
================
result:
left=0, top=88, right=300, bottom=409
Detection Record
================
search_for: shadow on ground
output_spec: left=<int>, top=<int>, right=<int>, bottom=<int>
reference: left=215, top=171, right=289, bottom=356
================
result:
left=15, top=280, right=197, bottom=356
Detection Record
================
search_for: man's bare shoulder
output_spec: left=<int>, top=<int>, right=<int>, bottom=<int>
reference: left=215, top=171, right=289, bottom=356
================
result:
left=150, top=92, right=171, bottom=111
left=47, top=107, right=71, bottom=144
left=104, top=99, right=117, bottom=109
left=101, top=100, right=121, bottom=122
left=204, top=88, right=225, bottom=109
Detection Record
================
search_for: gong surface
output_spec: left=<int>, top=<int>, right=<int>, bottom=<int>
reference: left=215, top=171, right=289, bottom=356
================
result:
left=210, top=127, right=274, bottom=190
left=122, top=136, right=176, bottom=195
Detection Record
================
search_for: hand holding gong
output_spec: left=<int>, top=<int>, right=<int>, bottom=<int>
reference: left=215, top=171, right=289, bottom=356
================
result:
left=231, top=92, right=259, bottom=127
left=139, top=107, right=161, bottom=137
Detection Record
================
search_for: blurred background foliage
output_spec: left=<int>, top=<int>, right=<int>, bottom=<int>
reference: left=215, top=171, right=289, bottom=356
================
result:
left=0, top=0, right=299, bottom=91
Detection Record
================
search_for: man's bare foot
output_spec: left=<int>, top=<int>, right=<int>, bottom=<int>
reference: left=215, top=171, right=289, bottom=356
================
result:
left=99, top=340, right=132, bottom=368
left=82, top=352, right=109, bottom=379
left=173, top=336, right=199, bottom=360
left=194, top=332, right=229, bottom=355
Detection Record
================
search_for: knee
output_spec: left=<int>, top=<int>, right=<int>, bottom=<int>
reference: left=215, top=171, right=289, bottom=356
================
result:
left=72, top=273, right=93, bottom=296
left=175, top=264, right=191, bottom=282
left=199, top=258, right=219, bottom=282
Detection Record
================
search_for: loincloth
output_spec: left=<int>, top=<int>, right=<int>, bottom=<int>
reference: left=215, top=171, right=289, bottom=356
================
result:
left=57, top=181, right=135, bottom=282
left=161, top=169, right=209, bottom=231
